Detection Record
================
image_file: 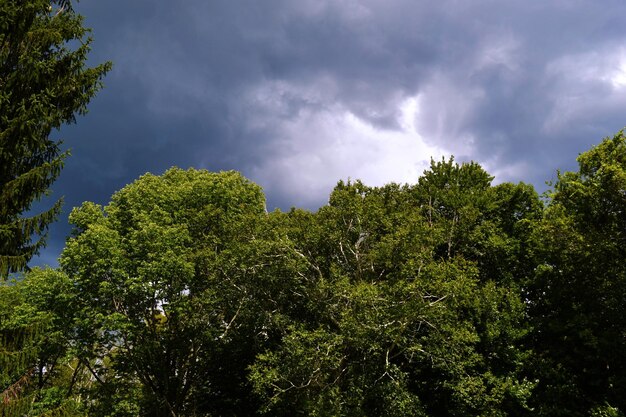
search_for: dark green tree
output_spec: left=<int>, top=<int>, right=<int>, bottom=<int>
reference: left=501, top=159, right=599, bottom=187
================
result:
left=251, top=161, right=540, bottom=416
left=528, top=131, right=626, bottom=416
left=0, top=0, right=111, bottom=276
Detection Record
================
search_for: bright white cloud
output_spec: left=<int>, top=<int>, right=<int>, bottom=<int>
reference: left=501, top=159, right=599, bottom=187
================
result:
left=609, top=52, right=626, bottom=89
left=249, top=87, right=446, bottom=208
left=545, top=48, right=626, bottom=90
left=413, top=73, right=483, bottom=159
left=541, top=48, right=626, bottom=134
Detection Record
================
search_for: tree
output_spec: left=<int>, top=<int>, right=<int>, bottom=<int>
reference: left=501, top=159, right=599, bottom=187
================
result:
left=60, top=168, right=297, bottom=416
left=528, top=131, right=626, bottom=416
left=0, top=0, right=111, bottom=276
left=6, top=160, right=548, bottom=416
left=0, top=269, right=86, bottom=417
left=411, top=158, right=541, bottom=285
left=250, top=163, right=539, bottom=416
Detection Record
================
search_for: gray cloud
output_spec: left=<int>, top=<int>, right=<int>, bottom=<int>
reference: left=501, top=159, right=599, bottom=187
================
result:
left=31, top=0, right=626, bottom=266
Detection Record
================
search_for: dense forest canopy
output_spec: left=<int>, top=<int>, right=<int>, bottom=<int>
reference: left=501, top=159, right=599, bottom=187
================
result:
left=2, top=131, right=626, bottom=416
left=2, top=1, right=626, bottom=416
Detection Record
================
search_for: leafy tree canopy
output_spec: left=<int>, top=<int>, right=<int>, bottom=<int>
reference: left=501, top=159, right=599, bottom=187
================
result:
left=528, top=130, right=626, bottom=416
left=5, top=131, right=626, bottom=416
left=51, top=163, right=541, bottom=416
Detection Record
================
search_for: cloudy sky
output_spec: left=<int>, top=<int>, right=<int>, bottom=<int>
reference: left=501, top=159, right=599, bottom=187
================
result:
left=34, top=0, right=626, bottom=266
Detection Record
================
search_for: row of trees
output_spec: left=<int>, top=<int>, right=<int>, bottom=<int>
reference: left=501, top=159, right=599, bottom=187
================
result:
left=2, top=131, right=626, bottom=416
left=2, top=0, right=626, bottom=415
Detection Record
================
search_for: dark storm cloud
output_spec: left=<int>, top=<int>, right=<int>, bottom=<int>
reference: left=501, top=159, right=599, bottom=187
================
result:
left=66, top=0, right=444, bottom=197
left=410, top=0, right=626, bottom=183
left=33, top=0, right=626, bottom=266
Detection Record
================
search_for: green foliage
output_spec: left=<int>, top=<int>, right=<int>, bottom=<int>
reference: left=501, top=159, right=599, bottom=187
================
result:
left=5, top=130, right=626, bottom=416
left=591, top=404, right=624, bottom=417
left=250, top=162, right=538, bottom=416
left=0, top=0, right=111, bottom=277
left=528, top=130, right=626, bottom=416
left=1, top=3, right=623, bottom=416
left=0, top=269, right=87, bottom=417
left=60, top=168, right=282, bottom=416
left=40, top=161, right=544, bottom=416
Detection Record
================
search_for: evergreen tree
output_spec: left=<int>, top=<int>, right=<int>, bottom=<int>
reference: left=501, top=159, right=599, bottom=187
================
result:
left=0, top=0, right=111, bottom=277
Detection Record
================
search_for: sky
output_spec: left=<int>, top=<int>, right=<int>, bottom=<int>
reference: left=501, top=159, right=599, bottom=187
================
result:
left=34, top=0, right=626, bottom=266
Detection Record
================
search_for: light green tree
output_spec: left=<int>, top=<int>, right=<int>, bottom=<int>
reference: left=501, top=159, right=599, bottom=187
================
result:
left=0, top=268, right=87, bottom=416
left=60, top=168, right=298, bottom=416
